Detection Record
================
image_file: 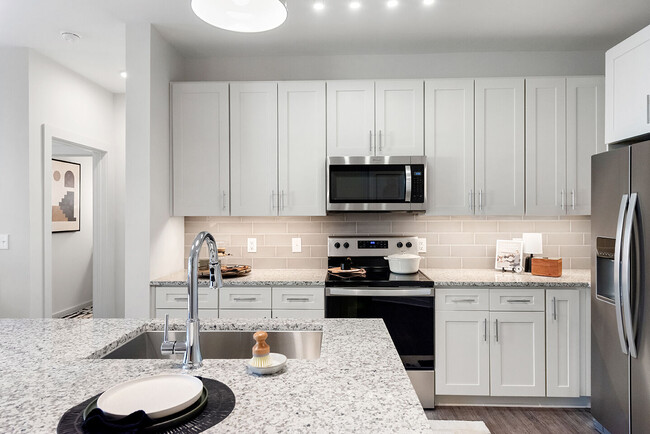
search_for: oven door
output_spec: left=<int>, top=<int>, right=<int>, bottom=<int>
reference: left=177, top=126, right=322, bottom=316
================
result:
left=327, top=156, right=414, bottom=211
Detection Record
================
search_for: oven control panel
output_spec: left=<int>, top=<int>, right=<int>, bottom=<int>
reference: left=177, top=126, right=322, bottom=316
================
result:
left=328, top=236, right=418, bottom=256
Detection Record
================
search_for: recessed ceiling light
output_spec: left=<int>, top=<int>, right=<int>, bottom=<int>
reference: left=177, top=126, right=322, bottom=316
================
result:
left=120, top=71, right=128, bottom=79
left=349, top=1, right=361, bottom=10
left=60, top=31, right=80, bottom=43
left=191, top=0, right=288, bottom=33
left=386, top=0, right=398, bottom=8
left=423, top=0, right=435, bottom=5
left=313, top=0, right=325, bottom=11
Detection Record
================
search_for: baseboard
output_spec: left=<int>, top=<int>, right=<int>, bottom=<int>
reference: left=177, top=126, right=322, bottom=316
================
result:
left=52, top=300, right=92, bottom=318
left=434, top=395, right=591, bottom=408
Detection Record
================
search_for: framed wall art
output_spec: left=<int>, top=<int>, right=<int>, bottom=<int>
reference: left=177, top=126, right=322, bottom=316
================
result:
left=52, top=159, right=81, bottom=233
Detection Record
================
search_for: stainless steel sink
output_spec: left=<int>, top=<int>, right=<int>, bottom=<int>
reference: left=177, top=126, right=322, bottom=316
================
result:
left=102, top=330, right=322, bottom=360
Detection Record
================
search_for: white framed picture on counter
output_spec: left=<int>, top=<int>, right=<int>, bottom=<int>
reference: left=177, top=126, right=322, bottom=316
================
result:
left=495, top=240, right=523, bottom=271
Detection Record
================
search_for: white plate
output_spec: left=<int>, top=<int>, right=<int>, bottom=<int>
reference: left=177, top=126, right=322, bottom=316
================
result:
left=97, top=374, right=203, bottom=419
left=247, top=353, right=287, bottom=375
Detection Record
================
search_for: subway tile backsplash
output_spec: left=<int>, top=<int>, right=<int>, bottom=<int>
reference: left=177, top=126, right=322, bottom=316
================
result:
left=184, top=215, right=591, bottom=270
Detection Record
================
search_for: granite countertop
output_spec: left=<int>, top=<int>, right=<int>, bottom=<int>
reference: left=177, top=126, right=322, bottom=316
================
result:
left=422, top=268, right=591, bottom=288
left=151, top=269, right=326, bottom=287
left=0, top=318, right=430, bottom=433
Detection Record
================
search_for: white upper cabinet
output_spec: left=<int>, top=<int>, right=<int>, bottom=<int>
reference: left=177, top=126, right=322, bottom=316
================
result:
left=171, top=82, right=230, bottom=216
left=278, top=81, right=327, bottom=216
left=475, top=78, right=525, bottom=215
left=566, top=77, right=605, bottom=215
left=375, top=80, right=424, bottom=156
left=230, top=82, right=278, bottom=216
left=326, top=81, right=375, bottom=156
left=525, top=78, right=567, bottom=216
left=606, top=24, right=650, bottom=144
left=425, top=79, right=475, bottom=215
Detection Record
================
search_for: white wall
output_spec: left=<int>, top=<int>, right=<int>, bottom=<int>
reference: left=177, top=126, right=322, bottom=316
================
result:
left=183, top=50, right=605, bottom=81
left=113, top=93, right=126, bottom=318
left=51, top=155, right=93, bottom=316
left=124, top=24, right=185, bottom=318
left=0, top=47, right=30, bottom=318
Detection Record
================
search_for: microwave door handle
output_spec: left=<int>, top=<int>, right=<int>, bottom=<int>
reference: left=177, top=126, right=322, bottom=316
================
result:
left=405, top=165, right=412, bottom=202
left=622, top=193, right=638, bottom=358
left=614, top=194, right=629, bottom=355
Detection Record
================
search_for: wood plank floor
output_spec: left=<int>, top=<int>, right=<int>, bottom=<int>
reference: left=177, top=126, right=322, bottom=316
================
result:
left=426, top=407, right=596, bottom=434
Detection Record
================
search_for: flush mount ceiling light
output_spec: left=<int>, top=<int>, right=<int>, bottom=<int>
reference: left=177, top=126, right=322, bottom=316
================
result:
left=313, top=0, right=325, bottom=11
left=191, top=0, right=288, bottom=33
left=60, top=31, right=80, bottom=43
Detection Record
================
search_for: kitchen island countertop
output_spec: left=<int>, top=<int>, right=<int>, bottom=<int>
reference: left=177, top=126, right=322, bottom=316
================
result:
left=0, top=318, right=430, bottom=433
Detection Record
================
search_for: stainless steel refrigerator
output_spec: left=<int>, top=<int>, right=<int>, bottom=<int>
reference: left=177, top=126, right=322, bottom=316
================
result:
left=592, top=141, right=650, bottom=434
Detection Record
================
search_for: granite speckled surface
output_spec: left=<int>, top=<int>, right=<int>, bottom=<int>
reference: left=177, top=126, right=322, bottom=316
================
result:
left=0, top=318, right=430, bottom=433
left=422, top=268, right=590, bottom=288
left=151, top=269, right=326, bottom=287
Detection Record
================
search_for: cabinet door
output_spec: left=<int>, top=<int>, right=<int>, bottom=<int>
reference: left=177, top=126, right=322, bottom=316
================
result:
left=475, top=78, right=525, bottom=215
left=230, top=82, right=278, bottom=216
left=566, top=77, right=605, bottom=215
left=425, top=79, right=475, bottom=215
left=525, top=78, right=567, bottom=216
left=171, top=82, right=230, bottom=216
left=435, top=311, right=490, bottom=396
left=490, top=311, right=545, bottom=396
left=278, top=81, right=326, bottom=216
left=326, top=81, right=375, bottom=156
left=375, top=80, right=424, bottom=156
left=546, top=289, right=580, bottom=397
left=605, top=25, right=650, bottom=144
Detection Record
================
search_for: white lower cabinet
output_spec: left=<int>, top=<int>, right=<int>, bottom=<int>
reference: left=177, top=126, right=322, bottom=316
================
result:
left=435, top=310, right=490, bottom=395
left=546, top=289, right=581, bottom=397
left=490, top=311, right=546, bottom=397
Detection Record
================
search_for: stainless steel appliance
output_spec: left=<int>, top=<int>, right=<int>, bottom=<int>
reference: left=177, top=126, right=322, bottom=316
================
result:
left=327, top=156, right=426, bottom=212
left=592, top=141, right=650, bottom=434
left=324, top=235, right=435, bottom=408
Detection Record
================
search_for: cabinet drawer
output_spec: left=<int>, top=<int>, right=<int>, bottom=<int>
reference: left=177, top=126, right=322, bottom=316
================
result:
left=489, top=289, right=545, bottom=311
left=272, top=287, right=324, bottom=310
left=219, top=287, right=271, bottom=309
left=435, top=289, right=490, bottom=311
left=219, top=309, right=271, bottom=319
left=156, top=287, right=218, bottom=309
left=272, top=309, right=325, bottom=319
left=155, top=308, right=219, bottom=319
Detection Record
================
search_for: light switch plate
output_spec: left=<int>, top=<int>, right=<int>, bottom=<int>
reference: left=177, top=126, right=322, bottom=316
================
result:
left=0, top=234, right=7, bottom=250
left=292, top=237, right=302, bottom=253
left=247, top=238, right=257, bottom=253
left=417, top=237, right=426, bottom=253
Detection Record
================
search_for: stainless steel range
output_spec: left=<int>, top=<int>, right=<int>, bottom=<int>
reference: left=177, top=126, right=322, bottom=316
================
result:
left=324, top=235, right=435, bottom=408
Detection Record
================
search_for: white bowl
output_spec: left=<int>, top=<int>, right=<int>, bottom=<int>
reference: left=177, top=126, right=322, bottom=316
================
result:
left=247, top=353, right=287, bottom=375
left=384, top=253, right=421, bottom=274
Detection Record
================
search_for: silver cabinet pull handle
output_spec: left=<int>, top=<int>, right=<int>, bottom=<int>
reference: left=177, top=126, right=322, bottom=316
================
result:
left=495, top=318, right=499, bottom=342
left=233, top=297, right=258, bottom=301
left=561, top=189, right=565, bottom=210
left=506, top=299, right=531, bottom=303
left=173, top=297, right=188, bottom=301
left=222, top=191, right=228, bottom=210
left=571, top=189, right=575, bottom=210
left=552, top=296, right=557, bottom=321
left=451, top=298, right=476, bottom=303
left=484, top=318, right=487, bottom=342
left=479, top=189, right=483, bottom=211
left=369, top=130, right=373, bottom=152
left=286, top=297, right=310, bottom=301
left=271, top=190, right=277, bottom=209
left=468, top=190, right=474, bottom=211
left=378, top=130, right=383, bottom=152
left=280, top=190, right=285, bottom=210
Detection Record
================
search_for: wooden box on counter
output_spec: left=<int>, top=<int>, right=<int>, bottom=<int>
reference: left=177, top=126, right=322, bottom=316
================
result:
left=531, top=258, right=562, bottom=277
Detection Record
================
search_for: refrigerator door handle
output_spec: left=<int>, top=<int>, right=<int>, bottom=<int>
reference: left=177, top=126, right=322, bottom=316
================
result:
left=622, top=192, right=638, bottom=358
left=614, top=194, right=629, bottom=355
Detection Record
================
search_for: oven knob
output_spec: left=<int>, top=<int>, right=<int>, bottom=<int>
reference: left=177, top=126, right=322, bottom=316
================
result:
left=397, top=242, right=403, bottom=248
left=334, top=242, right=341, bottom=249
left=343, top=242, right=350, bottom=248
left=406, top=242, right=412, bottom=248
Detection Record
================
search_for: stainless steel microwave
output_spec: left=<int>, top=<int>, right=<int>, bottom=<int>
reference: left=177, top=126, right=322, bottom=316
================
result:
left=327, top=156, right=427, bottom=212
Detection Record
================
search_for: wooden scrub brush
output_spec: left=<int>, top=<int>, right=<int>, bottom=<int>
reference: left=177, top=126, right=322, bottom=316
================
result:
left=250, top=331, right=272, bottom=368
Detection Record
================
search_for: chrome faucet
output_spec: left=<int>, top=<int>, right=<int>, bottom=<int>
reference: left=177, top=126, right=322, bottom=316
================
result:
left=161, top=231, right=223, bottom=369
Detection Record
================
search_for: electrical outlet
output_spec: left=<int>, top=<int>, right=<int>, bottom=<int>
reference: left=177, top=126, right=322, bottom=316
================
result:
left=0, top=234, right=7, bottom=250
left=247, top=238, right=257, bottom=253
left=417, top=237, right=427, bottom=253
left=292, top=237, right=302, bottom=253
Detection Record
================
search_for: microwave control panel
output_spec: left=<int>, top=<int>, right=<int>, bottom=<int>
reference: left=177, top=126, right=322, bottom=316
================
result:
left=411, top=165, right=425, bottom=203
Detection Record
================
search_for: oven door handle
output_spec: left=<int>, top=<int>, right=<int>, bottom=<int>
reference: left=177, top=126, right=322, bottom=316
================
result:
left=326, top=287, right=433, bottom=297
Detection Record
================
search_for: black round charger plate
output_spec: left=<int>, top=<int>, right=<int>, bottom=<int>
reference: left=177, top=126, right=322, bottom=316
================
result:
left=57, top=377, right=236, bottom=434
